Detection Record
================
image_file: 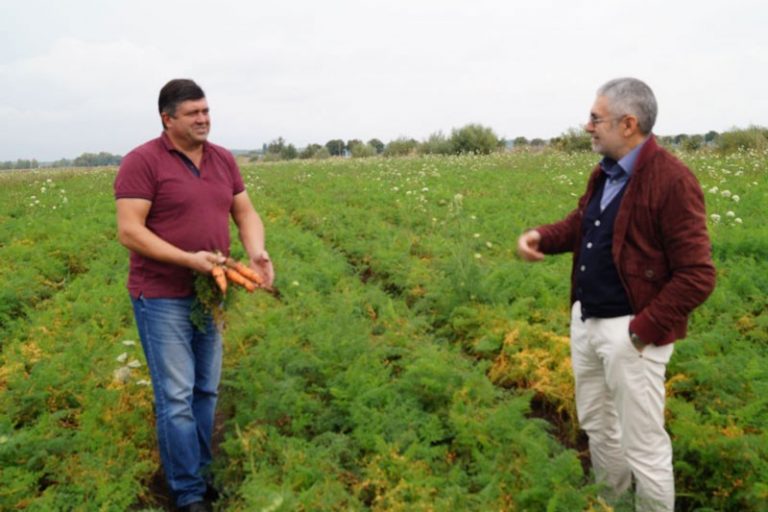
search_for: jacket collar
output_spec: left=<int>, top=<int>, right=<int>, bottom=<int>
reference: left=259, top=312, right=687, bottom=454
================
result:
left=631, top=134, right=658, bottom=175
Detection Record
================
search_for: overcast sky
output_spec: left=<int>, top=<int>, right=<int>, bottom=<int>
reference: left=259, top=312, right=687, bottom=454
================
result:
left=1, top=0, right=766, bottom=161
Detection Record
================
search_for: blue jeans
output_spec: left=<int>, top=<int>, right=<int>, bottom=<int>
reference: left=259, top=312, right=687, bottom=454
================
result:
left=131, top=295, right=223, bottom=507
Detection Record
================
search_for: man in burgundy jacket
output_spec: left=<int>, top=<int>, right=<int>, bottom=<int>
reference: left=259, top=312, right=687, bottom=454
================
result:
left=518, top=78, right=715, bottom=511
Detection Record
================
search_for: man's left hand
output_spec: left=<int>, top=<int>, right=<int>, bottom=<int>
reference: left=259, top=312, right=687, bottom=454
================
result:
left=250, top=250, right=275, bottom=289
left=629, top=331, right=647, bottom=352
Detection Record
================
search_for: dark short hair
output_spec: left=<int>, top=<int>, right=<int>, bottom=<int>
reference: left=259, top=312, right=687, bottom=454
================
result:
left=158, top=79, right=205, bottom=128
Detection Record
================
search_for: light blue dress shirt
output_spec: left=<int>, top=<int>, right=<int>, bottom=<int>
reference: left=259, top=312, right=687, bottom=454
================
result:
left=599, top=138, right=648, bottom=211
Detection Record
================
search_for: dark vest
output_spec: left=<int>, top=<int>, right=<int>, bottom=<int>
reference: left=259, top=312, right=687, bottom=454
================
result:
left=575, top=178, right=633, bottom=318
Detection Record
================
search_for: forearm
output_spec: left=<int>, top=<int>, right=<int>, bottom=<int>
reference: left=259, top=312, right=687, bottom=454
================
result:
left=536, top=209, right=581, bottom=254
left=118, top=223, right=195, bottom=268
left=235, top=210, right=267, bottom=258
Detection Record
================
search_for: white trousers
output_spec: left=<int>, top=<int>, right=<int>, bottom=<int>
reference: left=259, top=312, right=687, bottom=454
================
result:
left=570, top=301, right=675, bottom=512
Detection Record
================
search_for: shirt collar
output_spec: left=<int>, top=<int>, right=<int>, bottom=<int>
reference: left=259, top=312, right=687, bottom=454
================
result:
left=160, top=131, right=209, bottom=157
left=600, top=136, right=649, bottom=179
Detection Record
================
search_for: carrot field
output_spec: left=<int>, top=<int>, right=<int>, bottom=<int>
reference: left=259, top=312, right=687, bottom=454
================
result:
left=1, top=149, right=766, bottom=511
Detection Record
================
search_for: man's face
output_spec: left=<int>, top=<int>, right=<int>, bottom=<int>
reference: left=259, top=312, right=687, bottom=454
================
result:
left=585, top=95, right=626, bottom=160
left=164, top=98, right=210, bottom=146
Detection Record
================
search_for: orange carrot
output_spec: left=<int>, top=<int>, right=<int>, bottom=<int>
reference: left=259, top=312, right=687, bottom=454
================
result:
left=211, top=265, right=227, bottom=294
left=226, top=258, right=264, bottom=285
left=225, top=267, right=256, bottom=292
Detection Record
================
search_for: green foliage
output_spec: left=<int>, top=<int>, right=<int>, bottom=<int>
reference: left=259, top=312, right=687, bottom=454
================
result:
left=299, top=143, right=324, bottom=159
left=1, top=149, right=766, bottom=510
left=717, top=126, right=768, bottom=153
left=418, top=131, right=454, bottom=155
left=550, top=127, right=592, bottom=152
left=0, top=158, right=40, bottom=170
left=681, top=134, right=704, bottom=151
left=512, top=136, right=529, bottom=147
left=350, top=142, right=377, bottom=158
left=367, top=138, right=385, bottom=154
left=449, top=123, right=501, bottom=155
left=325, top=139, right=345, bottom=156
left=384, top=137, right=419, bottom=157
left=72, top=151, right=122, bottom=167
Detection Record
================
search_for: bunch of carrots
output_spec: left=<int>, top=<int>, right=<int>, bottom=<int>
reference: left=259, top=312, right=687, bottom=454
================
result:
left=211, top=256, right=265, bottom=295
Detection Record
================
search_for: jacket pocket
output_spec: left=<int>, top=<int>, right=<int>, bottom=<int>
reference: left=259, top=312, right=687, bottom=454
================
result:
left=621, top=260, right=669, bottom=311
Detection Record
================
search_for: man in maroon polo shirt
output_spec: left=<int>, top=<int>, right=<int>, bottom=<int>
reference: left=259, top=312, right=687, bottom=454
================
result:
left=517, top=78, right=715, bottom=511
left=114, top=79, right=274, bottom=512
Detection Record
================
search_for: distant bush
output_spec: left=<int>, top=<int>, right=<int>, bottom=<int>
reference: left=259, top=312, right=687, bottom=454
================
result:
left=681, top=134, right=704, bottom=151
left=299, top=144, right=323, bottom=159
left=0, top=159, right=39, bottom=170
left=418, top=131, right=453, bottom=155
left=717, top=126, right=768, bottom=153
left=550, top=127, right=591, bottom=152
left=73, top=152, right=122, bottom=167
left=350, top=143, right=376, bottom=158
left=313, top=147, right=331, bottom=159
left=384, top=137, right=419, bottom=157
left=450, top=124, right=501, bottom=155
left=367, top=138, right=385, bottom=154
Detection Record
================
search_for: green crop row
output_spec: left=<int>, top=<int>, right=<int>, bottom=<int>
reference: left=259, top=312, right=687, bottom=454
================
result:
left=1, top=148, right=766, bottom=511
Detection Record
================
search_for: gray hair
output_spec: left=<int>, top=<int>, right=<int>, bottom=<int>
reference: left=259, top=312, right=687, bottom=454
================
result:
left=597, top=78, right=657, bottom=135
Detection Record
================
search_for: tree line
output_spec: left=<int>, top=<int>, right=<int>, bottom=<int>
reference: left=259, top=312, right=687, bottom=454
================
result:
left=4, top=125, right=766, bottom=170
left=251, top=124, right=768, bottom=162
left=0, top=152, right=123, bottom=171
left=250, top=124, right=505, bottom=162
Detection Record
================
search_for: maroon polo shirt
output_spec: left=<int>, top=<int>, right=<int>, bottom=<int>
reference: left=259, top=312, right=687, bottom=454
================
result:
left=114, top=132, right=245, bottom=298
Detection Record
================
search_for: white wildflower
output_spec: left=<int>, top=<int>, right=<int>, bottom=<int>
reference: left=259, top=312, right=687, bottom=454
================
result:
left=708, top=186, right=718, bottom=194
left=710, top=214, right=721, bottom=223
left=113, top=366, right=131, bottom=384
left=473, top=233, right=481, bottom=238
left=485, top=241, right=493, bottom=248
left=735, top=218, right=743, bottom=224
left=122, top=340, right=136, bottom=346
left=726, top=211, right=735, bottom=218
left=474, top=253, right=482, bottom=259
left=732, top=195, right=740, bottom=202
left=136, top=379, right=151, bottom=386
left=291, top=280, right=300, bottom=286
left=116, top=352, right=128, bottom=363
left=721, top=190, right=732, bottom=198
left=127, top=359, right=142, bottom=368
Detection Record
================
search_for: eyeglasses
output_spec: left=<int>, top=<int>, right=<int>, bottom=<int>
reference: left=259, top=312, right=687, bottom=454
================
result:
left=585, top=114, right=626, bottom=127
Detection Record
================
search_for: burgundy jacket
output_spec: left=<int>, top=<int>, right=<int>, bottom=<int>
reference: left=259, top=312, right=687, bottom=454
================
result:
left=536, top=136, right=716, bottom=345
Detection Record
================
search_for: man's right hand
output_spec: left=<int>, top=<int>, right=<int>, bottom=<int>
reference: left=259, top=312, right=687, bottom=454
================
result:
left=187, top=251, right=227, bottom=274
left=517, top=230, right=545, bottom=262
